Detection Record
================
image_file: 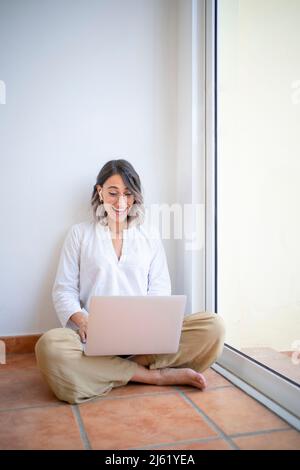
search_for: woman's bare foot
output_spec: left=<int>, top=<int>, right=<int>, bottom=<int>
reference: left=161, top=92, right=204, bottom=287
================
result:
left=130, top=363, right=207, bottom=390
left=156, top=367, right=207, bottom=390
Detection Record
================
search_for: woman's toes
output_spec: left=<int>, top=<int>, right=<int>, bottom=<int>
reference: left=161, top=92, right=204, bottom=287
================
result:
left=195, top=373, right=207, bottom=388
left=157, top=367, right=208, bottom=390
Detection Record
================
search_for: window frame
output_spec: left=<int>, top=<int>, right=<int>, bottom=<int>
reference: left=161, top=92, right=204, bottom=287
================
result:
left=201, top=0, right=300, bottom=427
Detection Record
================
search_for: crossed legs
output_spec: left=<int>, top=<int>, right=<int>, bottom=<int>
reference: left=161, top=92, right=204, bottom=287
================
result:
left=35, top=311, right=225, bottom=404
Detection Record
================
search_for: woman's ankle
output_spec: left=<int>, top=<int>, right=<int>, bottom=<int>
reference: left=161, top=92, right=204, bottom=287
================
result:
left=130, top=364, right=161, bottom=385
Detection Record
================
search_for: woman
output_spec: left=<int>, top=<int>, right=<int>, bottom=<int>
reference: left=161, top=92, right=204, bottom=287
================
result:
left=35, top=159, right=225, bottom=404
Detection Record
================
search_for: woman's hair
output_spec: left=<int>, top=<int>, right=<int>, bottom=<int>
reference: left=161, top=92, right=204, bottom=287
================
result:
left=91, top=159, right=145, bottom=227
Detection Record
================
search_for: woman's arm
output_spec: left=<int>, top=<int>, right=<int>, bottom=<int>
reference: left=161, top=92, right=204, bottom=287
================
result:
left=147, top=233, right=172, bottom=295
left=52, top=224, right=87, bottom=328
left=70, top=311, right=88, bottom=342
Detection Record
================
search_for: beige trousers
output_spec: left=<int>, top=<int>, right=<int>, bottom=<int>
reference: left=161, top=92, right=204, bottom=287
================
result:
left=35, top=312, right=225, bottom=405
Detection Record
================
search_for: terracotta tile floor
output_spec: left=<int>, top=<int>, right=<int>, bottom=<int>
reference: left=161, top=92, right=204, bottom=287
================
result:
left=0, top=353, right=299, bottom=450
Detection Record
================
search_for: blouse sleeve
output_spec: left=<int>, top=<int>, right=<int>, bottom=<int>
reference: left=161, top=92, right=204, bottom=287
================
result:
left=147, top=233, right=172, bottom=295
left=52, top=224, right=87, bottom=327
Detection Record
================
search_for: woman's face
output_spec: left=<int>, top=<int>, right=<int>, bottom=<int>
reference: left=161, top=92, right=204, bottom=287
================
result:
left=97, top=174, right=135, bottom=222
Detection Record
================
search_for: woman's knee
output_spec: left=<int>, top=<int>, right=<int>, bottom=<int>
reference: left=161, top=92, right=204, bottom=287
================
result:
left=35, top=328, right=60, bottom=356
left=35, top=327, right=78, bottom=362
left=35, top=329, right=84, bottom=403
left=207, top=314, right=226, bottom=359
left=209, top=314, right=226, bottom=342
left=187, top=312, right=225, bottom=341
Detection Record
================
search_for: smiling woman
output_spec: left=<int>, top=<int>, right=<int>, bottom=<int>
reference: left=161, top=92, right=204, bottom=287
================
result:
left=91, top=159, right=145, bottom=233
left=34, top=158, right=225, bottom=404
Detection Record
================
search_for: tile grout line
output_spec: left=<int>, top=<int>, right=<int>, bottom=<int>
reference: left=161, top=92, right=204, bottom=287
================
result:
left=78, top=384, right=234, bottom=404
left=0, top=385, right=231, bottom=413
left=180, top=385, right=233, bottom=393
left=0, top=403, right=66, bottom=414
left=77, top=390, right=179, bottom=408
left=229, top=427, right=293, bottom=439
left=71, top=405, right=92, bottom=450
left=0, top=385, right=233, bottom=414
left=129, top=436, right=228, bottom=451
left=129, top=416, right=293, bottom=449
left=176, top=389, right=239, bottom=450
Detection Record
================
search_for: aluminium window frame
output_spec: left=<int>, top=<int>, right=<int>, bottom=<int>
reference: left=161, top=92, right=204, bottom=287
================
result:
left=202, top=0, right=300, bottom=428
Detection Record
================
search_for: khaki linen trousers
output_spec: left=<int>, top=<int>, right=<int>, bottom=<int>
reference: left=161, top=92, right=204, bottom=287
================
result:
left=35, top=312, right=225, bottom=404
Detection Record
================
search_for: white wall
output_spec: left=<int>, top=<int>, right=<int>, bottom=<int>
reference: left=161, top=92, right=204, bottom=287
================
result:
left=0, top=0, right=182, bottom=335
left=218, top=0, right=300, bottom=350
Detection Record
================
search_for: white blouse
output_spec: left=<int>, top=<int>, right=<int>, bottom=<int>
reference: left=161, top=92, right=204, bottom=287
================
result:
left=52, top=220, right=172, bottom=330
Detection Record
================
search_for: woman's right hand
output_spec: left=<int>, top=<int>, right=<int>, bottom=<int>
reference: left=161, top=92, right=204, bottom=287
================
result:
left=78, top=320, right=88, bottom=343
left=70, top=311, right=88, bottom=343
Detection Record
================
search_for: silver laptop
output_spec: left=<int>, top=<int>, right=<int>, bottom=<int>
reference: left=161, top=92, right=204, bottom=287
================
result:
left=82, top=295, right=186, bottom=356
